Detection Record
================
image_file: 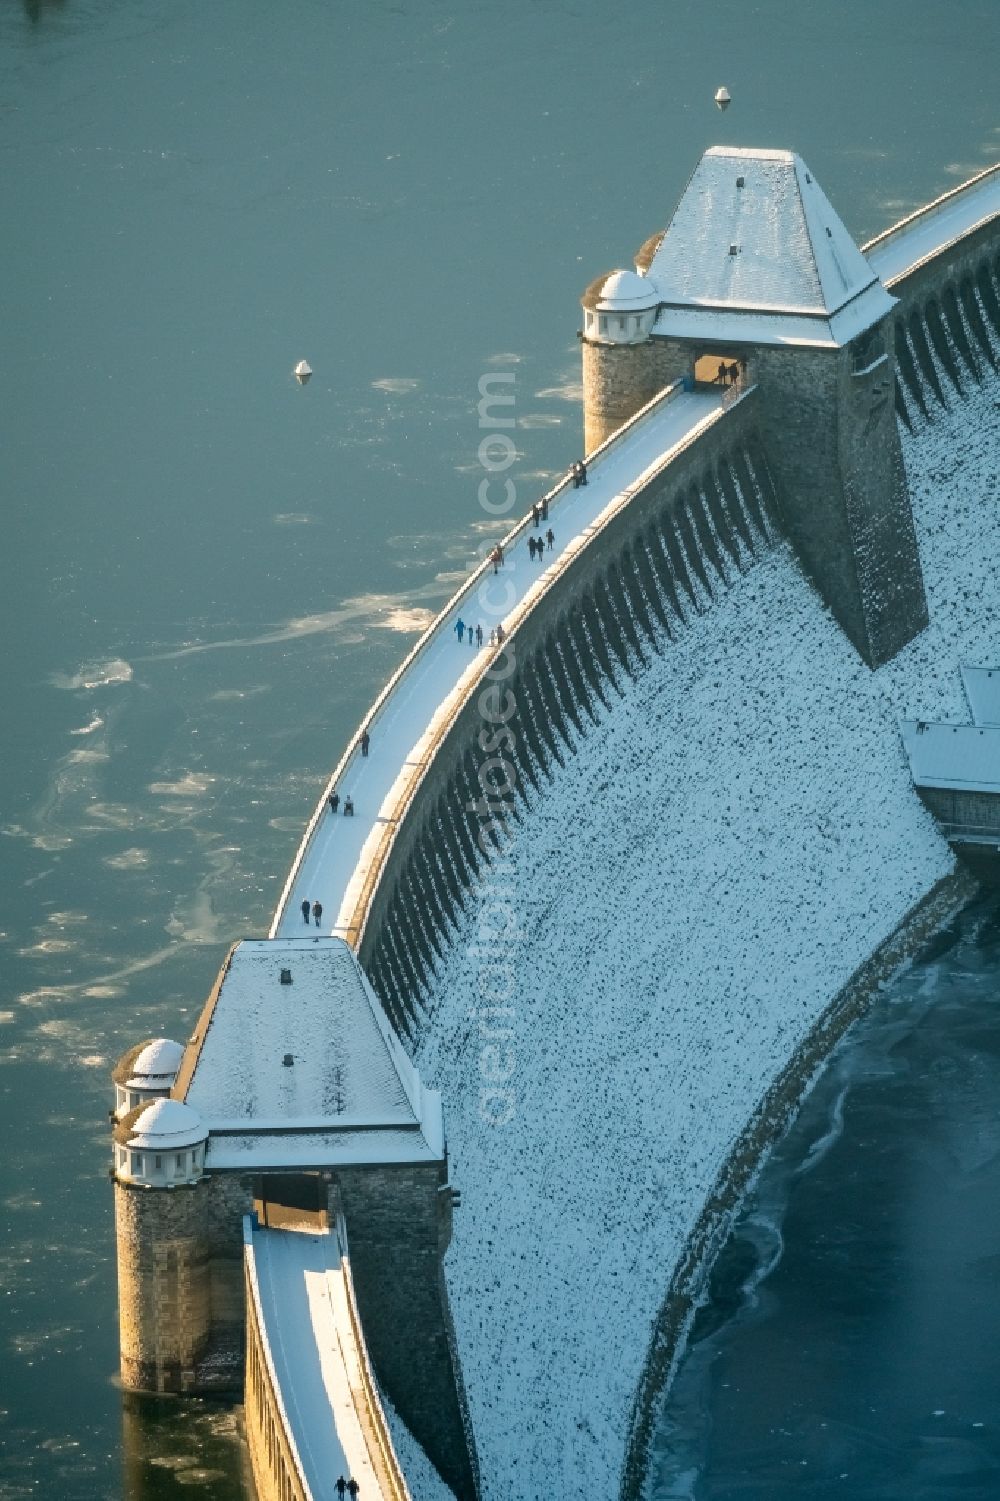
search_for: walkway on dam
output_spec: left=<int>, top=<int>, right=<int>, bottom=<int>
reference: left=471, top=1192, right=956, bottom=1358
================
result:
left=272, top=384, right=725, bottom=941
left=246, top=1218, right=409, bottom=1501
left=866, top=164, right=1000, bottom=285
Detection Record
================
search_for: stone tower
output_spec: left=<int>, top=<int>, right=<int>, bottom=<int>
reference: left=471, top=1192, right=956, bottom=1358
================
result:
left=111, top=937, right=479, bottom=1498
left=581, top=146, right=929, bottom=668
left=112, top=1093, right=212, bottom=1393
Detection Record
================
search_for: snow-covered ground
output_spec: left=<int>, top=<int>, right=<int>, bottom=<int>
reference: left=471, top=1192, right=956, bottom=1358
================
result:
left=411, top=365, right=1000, bottom=1501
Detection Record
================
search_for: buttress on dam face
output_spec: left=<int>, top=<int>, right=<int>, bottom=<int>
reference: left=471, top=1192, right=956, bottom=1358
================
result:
left=110, top=144, right=1000, bottom=1501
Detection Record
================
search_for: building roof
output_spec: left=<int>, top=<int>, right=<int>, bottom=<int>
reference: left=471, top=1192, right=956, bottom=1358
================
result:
left=634, top=227, right=667, bottom=275
left=901, top=719, right=1000, bottom=794
left=644, top=146, right=895, bottom=348
left=114, top=1097, right=207, bottom=1150
left=961, top=665, right=1000, bottom=726
left=123, top=1037, right=184, bottom=1087
left=582, top=268, right=660, bottom=312
left=178, top=938, right=444, bottom=1169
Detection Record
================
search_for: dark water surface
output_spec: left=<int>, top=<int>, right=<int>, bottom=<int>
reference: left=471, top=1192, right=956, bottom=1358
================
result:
left=650, top=899, right=1000, bottom=1500
left=1, top=2, right=998, bottom=1497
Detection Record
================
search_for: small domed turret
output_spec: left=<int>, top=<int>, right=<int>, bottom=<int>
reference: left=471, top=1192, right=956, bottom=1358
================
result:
left=582, top=269, right=660, bottom=345
left=112, top=1098, right=207, bottom=1187
left=112, top=1037, right=185, bottom=1120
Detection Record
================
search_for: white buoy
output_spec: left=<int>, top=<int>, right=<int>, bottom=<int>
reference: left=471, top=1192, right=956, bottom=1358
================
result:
left=714, top=85, right=731, bottom=112
left=293, top=360, right=313, bottom=385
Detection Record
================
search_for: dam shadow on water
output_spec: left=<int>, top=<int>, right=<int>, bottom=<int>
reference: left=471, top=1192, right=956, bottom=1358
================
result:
left=648, top=892, right=1000, bottom=1500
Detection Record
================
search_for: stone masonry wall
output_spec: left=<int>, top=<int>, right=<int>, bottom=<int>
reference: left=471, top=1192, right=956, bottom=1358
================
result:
left=582, top=337, right=689, bottom=452
left=888, top=220, right=1000, bottom=424
left=337, top=1163, right=479, bottom=1501
left=114, top=1179, right=212, bottom=1394
left=752, top=328, right=928, bottom=666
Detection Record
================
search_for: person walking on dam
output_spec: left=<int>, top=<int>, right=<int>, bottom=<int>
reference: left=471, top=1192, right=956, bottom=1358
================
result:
left=476, top=623, right=484, bottom=647
left=344, top=795, right=354, bottom=815
left=336, top=1479, right=347, bottom=1499
left=328, top=790, right=340, bottom=814
left=360, top=728, right=370, bottom=757
left=312, top=900, right=323, bottom=927
left=454, top=618, right=465, bottom=643
left=301, top=898, right=311, bottom=924
left=532, top=502, right=540, bottom=527
left=546, top=527, right=555, bottom=551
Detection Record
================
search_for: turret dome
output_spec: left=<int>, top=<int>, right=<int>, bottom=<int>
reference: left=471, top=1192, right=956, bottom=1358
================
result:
left=112, top=1099, right=207, bottom=1186
left=127, top=1038, right=184, bottom=1087
left=581, top=269, right=660, bottom=347
left=582, top=268, right=660, bottom=312
left=112, top=1036, right=185, bottom=1120
left=116, top=1097, right=207, bottom=1151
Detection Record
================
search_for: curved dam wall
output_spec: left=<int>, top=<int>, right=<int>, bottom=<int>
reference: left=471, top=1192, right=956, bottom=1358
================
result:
left=350, top=390, right=781, bottom=1030
left=252, top=165, right=1000, bottom=1501
left=861, top=162, right=1000, bottom=426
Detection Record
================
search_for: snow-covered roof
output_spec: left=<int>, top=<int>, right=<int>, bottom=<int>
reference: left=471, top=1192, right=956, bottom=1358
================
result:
left=126, top=1037, right=184, bottom=1086
left=582, top=269, right=660, bottom=312
left=207, top=1128, right=442, bottom=1170
left=180, top=938, right=443, bottom=1167
left=114, top=1097, right=207, bottom=1151
left=901, top=719, right=1000, bottom=794
left=645, top=146, right=895, bottom=349
left=961, top=665, right=1000, bottom=726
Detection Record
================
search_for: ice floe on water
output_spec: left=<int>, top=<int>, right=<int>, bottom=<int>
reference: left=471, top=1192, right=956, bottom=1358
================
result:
left=149, top=773, right=214, bottom=797
left=533, top=379, right=583, bottom=402
left=69, top=715, right=103, bottom=736
left=372, top=377, right=421, bottom=394
left=52, top=658, right=133, bottom=691
left=102, top=847, right=150, bottom=870
left=370, top=605, right=436, bottom=633
left=412, top=362, right=1000, bottom=1498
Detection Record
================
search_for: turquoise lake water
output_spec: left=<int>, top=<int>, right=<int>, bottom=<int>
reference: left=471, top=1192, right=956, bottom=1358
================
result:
left=1, top=2, right=998, bottom=1496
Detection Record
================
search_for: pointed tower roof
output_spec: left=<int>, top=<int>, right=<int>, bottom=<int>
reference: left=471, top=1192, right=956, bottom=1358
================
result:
left=645, top=147, right=895, bottom=348
left=177, top=937, right=444, bottom=1168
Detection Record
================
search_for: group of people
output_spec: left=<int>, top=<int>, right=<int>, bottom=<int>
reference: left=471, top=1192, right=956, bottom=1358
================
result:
left=335, top=1478, right=360, bottom=1499
left=528, top=529, right=554, bottom=559
left=454, top=618, right=485, bottom=646
left=300, top=898, right=323, bottom=926
left=716, top=361, right=740, bottom=386
left=489, top=543, right=505, bottom=573
left=570, top=459, right=588, bottom=487
left=328, top=790, right=354, bottom=816
left=455, top=617, right=506, bottom=647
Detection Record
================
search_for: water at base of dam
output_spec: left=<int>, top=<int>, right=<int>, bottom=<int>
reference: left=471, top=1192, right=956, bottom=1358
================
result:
left=650, top=893, right=1000, bottom=1501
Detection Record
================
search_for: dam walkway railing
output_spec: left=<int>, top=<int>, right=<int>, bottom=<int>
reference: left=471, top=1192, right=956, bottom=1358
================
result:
left=243, top=1213, right=412, bottom=1501
left=269, top=378, right=728, bottom=947
left=864, top=161, right=1000, bottom=288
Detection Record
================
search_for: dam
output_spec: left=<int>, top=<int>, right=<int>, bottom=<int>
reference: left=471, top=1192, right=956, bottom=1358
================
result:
left=110, top=147, right=1000, bottom=1500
